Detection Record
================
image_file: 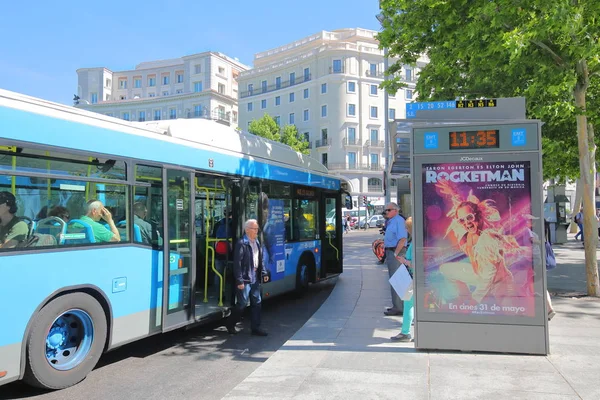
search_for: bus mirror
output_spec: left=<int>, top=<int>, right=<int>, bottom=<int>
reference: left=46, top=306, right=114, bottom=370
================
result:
left=344, top=194, right=353, bottom=210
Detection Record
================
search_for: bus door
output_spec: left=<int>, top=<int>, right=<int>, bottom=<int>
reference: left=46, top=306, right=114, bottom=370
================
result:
left=194, top=173, right=235, bottom=312
left=320, top=191, right=343, bottom=277
left=162, top=168, right=195, bottom=331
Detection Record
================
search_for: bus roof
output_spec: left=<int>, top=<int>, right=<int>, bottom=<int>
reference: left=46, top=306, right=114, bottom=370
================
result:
left=0, top=89, right=340, bottom=190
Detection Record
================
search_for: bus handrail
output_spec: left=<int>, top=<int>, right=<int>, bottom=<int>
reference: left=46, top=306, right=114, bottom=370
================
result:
left=326, top=231, right=339, bottom=261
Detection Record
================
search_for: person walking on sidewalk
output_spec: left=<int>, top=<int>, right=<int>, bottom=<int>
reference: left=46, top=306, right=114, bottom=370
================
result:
left=226, top=219, right=270, bottom=336
left=383, top=202, right=408, bottom=316
left=392, top=217, right=414, bottom=342
left=574, top=207, right=584, bottom=242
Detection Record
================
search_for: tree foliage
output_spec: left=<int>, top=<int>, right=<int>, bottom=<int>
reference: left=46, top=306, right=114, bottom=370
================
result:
left=377, top=0, right=600, bottom=294
left=247, top=113, right=310, bottom=155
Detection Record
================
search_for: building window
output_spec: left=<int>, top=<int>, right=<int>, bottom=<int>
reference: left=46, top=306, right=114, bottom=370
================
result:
left=321, top=83, right=327, bottom=94
left=369, top=63, right=377, bottom=76
left=134, top=79, right=141, bottom=88
left=348, top=103, right=356, bottom=116
left=176, top=89, right=183, bottom=94
left=289, top=113, right=295, bottom=124
left=304, top=67, right=310, bottom=80
left=276, top=76, right=281, bottom=89
left=119, top=79, right=127, bottom=89
left=194, top=82, right=203, bottom=92
left=370, top=84, right=378, bottom=95
left=218, top=83, right=225, bottom=94
left=232, top=111, right=238, bottom=123
left=275, top=116, right=281, bottom=126
left=195, top=64, right=202, bottom=74
left=169, top=108, right=176, bottom=119
left=289, top=92, right=295, bottom=103
left=347, top=127, right=356, bottom=144
left=261, top=80, right=267, bottom=93
left=119, top=95, right=126, bottom=100
left=149, top=92, right=155, bottom=97
left=177, top=73, right=184, bottom=83
left=105, top=78, right=111, bottom=87
left=247, top=102, right=253, bottom=112
left=105, top=94, right=110, bottom=101
left=370, top=129, right=378, bottom=142
left=275, top=96, right=281, bottom=106
left=321, top=105, right=327, bottom=118
left=148, top=77, right=156, bottom=87
left=194, top=105, right=202, bottom=117
left=163, top=75, right=169, bottom=85
left=405, top=68, right=412, bottom=81
left=303, top=109, right=309, bottom=121
left=106, top=113, right=113, bottom=117
left=218, top=66, right=225, bottom=74
left=303, top=88, right=309, bottom=99
left=370, top=106, right=378, bottom=118
left=370, top=154, right=379, bottom=167
left=321, top=128, right=328, bottom=142
left=162, top=91, right=169, bottom=96
left=322, top=153, right=328, bottom=168
left=261, top=99, right=267, bottom=109
left=405, top=89, right=413, bottom=99
left=389, top=108, right=396, bottom=120
left=332, top=59, right=342, bottom=73
left=154, top=110, right=161, bottom=120
left=139, top=111, right=146, bottom=122
left=122, top=112, right=130, bottom=121
left=347, top=81, right=356, bottom=93
left=248, top=83, right=254, bottom=96
left=290, top=72, right=296, bottom=85
left=90, top=93, right=98, bottom=104
left=348, top=152, right=357, bottom=169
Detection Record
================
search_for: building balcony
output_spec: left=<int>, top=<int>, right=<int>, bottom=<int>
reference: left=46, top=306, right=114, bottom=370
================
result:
left=186, top=109, right=231, bottom=126
left=366, top=70, right=384, bottom=78
left=368, top=185, right=383, bottom=192
left=240, top=74, right=311, bottom=98
left=365, top=140, right=385, bottom=148
left=315, top=138, right=329, bottom=148
left=343, top=137, right=361, bottom=146
left=329, top=66, right=345, bottom=74
left=327, top=163, right=383, bottom=171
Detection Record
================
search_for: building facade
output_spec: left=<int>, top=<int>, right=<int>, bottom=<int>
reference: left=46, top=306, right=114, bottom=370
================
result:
left=238, top=28, right=428, bottom=199
left=75, top=52, right=249, bottom=128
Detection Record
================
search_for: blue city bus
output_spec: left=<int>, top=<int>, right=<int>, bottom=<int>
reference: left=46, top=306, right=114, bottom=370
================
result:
left=0, top=89, right=350, bottom=390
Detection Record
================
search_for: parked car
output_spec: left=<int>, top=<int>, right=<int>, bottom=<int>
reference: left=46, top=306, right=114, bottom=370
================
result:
left=360, top=214, right=385, bottom=229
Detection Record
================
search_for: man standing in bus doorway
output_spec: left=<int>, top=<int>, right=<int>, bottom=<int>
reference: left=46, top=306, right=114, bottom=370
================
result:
left=226, top=219, right=269, bottom=336
left=383, top=202, right=408, bottom=316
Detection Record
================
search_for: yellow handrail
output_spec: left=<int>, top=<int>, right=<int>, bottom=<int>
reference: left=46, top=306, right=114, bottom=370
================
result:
left=327, top=231, right=339, bottom=261
left=0, top=146, right=17, bottom=194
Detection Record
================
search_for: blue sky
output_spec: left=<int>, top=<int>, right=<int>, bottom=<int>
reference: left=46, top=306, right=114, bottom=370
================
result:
left=0, top=0, right=381, bottom=105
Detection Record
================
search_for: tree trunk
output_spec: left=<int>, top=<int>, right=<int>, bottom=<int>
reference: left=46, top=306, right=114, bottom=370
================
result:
left=574, top=59, right=600, bottom=297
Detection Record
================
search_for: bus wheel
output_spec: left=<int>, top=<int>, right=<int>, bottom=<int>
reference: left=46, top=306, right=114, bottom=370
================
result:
left=295, top=256, right=313, bottom=295
left=23, top=292, right=107, bottom=390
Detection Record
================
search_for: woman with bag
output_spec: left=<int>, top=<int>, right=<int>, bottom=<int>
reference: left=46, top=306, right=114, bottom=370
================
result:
left=391, top=217, right=414, bottom=342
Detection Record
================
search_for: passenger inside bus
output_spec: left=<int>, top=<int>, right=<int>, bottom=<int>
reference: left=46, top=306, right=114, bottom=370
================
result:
left=80, top=200, right=121, bottom=243
left=133, top=202, right=153, bottom=245
left=0, top=192, right=29, bottom=248
left=48, top=205, right=70, bottom=222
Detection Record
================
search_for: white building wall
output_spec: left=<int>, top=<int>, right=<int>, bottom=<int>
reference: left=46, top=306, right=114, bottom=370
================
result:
left=76, top=52, right=248, bottom=128
left=238, top=28, right=428, bottom=198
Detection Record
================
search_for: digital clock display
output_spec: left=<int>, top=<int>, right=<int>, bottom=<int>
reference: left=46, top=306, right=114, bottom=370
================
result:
left=449, top=130, right=499, bottom=150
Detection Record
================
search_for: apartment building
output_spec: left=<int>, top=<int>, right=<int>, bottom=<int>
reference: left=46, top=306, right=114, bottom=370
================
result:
left=238, top=28, right=428, bottom=198
left=75, top=52, right=249, bottom=128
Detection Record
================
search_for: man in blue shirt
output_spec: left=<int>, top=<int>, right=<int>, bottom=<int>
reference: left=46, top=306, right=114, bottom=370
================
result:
left=383, top=202, right=408, bottom=316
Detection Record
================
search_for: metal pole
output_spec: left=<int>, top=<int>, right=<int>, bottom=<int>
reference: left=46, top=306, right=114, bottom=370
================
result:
left=383, top=47, right=391, bottom=204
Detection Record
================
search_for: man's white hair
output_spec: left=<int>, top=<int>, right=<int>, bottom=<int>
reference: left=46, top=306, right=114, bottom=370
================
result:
left=87, top=200, right=103, bottom=214
left=245, top=219, right=258, bottom=229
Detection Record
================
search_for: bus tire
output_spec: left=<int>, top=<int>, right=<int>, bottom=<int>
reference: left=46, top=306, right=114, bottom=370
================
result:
left=23, top=292, right=108, bottom=390
left=295, top=255, right=313, bottom=295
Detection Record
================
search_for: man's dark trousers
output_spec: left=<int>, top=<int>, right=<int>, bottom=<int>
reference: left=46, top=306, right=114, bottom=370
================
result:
left=228, top=282, right=262, bottom=330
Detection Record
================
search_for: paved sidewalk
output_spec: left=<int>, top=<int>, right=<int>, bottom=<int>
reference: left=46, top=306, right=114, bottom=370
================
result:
left=223, top=233, right=600, bottom=400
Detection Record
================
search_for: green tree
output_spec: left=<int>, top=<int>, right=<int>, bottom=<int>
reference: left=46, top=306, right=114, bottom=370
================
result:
left=248, top=113, right=310, bottom=155
left=281, top=124, right=310, bottom=155
left=248, top=113, right=280, bottom=141
left=378, top=0, right=600, bottom=295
